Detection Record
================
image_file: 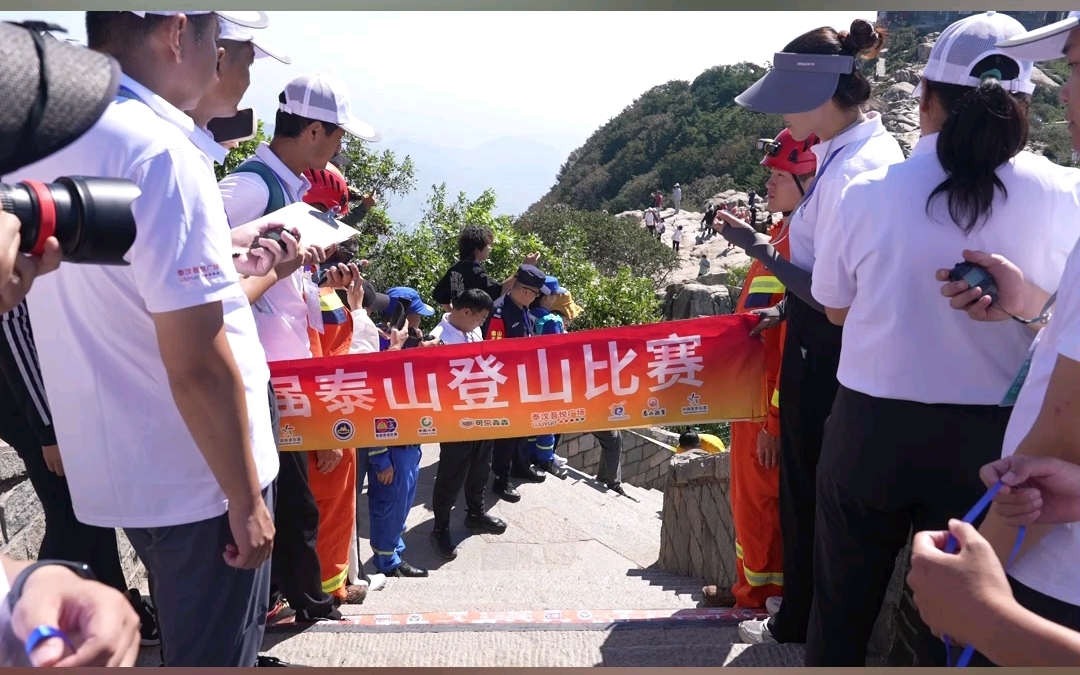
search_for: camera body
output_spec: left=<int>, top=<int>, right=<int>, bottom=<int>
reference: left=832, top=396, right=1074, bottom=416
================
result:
left=948, top=262, right=998, bottom=305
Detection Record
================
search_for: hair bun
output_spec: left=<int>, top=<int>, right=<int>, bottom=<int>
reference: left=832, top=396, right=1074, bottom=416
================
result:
left=840, top=18, right=886, bottom=59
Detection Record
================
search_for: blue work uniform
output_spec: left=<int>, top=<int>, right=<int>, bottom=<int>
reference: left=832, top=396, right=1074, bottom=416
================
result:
left=525, top=307, right=565, bottom=465
left=366, top=336, right=424, bottom=574
left=486, top=295, right=534, bottom=480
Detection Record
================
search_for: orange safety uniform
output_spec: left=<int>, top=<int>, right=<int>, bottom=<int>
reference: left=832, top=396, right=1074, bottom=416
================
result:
left=728, top=218, right=788, bottom=608
left=306, top=288, right=358, bottom=600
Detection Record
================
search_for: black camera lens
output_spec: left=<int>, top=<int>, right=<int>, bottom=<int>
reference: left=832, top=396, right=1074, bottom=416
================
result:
left=0, top=176, right=138, bottom=265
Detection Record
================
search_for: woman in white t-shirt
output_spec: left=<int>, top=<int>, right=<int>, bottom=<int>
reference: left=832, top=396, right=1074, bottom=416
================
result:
left=723, top=18, right=905, bottom=648
left=809, top=12, right=1080, bottom=667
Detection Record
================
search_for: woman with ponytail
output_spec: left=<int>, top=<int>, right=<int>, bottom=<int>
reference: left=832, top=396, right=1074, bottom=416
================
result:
left=721, top=18, right=905, bottom=649
left=810, top=12, right=1080, bottom=665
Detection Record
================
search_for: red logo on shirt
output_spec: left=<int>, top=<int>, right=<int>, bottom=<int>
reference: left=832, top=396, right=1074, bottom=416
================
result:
left=176, top=263, right=224, bottom=283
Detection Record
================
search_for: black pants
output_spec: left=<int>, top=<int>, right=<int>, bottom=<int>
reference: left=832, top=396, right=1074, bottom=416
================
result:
left=492, top=437, right=528, bottom=483
left=0, top=381, right=127, bottom=593
left=673, top=241, right=680, bottom=252
left=432, top=440, right=493, bottom=530
left=805, top=385, right=1011, bottom=666
left=269, top=449, right=335, bottom=618
left=767, top=291, right=842, bottom=644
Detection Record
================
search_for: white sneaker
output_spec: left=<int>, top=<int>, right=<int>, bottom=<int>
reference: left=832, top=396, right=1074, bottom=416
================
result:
left=367, top=573, right=387, bottom=592
left=766, top=596, right=782, bottom=617
left=553, top=454, right=568, bottom=468
left=738, top=617, right=777, bottom=644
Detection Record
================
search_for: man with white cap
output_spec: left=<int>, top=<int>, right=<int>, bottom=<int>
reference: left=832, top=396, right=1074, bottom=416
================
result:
left=187, top=17, right=290, bottom=162
left=5, top=11, right=299, bottom=666
left=217, top=71, right=378, bottom=625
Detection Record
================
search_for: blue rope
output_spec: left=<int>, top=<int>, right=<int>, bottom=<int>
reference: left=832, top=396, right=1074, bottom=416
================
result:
left=942, top=480, right=1026, bottom=666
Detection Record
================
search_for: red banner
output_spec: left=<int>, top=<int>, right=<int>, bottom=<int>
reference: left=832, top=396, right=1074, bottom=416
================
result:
left=268, top=315, right=766, bottom=451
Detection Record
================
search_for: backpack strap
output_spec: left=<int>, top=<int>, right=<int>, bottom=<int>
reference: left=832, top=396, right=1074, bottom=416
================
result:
left=534, top=313, right=564, bottom=336
left=230, top=161, right=286, bottom=217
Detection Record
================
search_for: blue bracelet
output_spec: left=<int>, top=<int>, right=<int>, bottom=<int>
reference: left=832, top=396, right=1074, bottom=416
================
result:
left=24, top=625, right=73, bottom=659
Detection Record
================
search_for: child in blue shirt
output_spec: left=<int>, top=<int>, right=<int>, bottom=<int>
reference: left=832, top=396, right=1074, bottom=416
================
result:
left=526, top=276, right=570, bottom=477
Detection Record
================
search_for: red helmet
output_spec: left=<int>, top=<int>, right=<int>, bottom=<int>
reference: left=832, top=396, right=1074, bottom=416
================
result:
left=758, top=129, right=818, bottom=176
left=302, top=162, right=350, bottom=216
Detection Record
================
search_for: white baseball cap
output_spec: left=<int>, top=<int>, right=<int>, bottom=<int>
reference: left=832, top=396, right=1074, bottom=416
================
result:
left=279, top=72, right=381, bottom=142
left=127, top=11, right=269, bottom=29
left=913, top=11, right=1035, bottom=98
left=218, top=17, right=289, bottom=64
left=997, top=11, right=1080, bottom=62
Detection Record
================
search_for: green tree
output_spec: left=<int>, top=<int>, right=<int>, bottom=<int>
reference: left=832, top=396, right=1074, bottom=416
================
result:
left=335, top=135, right=417, bottom=242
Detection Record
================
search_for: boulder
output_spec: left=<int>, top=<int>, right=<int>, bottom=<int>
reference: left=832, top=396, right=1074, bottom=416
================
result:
left=661, top=283, right=732, bottom=320
left=883, top=82, right=915, bottom=103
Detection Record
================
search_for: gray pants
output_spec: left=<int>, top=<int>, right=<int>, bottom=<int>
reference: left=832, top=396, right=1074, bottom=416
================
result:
left=125, top=484, right=274, bottom=667
left=593, top=430, right=624, bottom=487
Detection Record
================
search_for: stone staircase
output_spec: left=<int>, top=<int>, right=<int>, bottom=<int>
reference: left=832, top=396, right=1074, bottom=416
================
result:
left=239, top=444, right=804, bottom=667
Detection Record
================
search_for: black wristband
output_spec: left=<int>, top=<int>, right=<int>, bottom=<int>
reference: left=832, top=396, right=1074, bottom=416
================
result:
left=6, top=560, right=95, bottom=613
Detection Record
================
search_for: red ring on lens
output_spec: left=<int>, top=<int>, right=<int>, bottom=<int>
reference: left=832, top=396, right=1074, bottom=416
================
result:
left=21, top=181, right=56, bottom=257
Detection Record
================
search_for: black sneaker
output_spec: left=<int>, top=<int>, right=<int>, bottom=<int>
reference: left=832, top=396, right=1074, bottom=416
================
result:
left=257, top=656, right=307, bottom=667
left=430, top=529, right=458, bottom=560
left=493, top=480, right=521, bottom=502
left=538, top=461, right=568, bottom=479
left=389, top=560, right=429, bottom=577
left=510, top=465, right=546, bottom=483
left=464, top=512, right=507, bottom=535
left=607, top=483, right=628, bottom=497
left=294, top=607, right=343, bottom=623
left=126, top=589, right=160, bottom=647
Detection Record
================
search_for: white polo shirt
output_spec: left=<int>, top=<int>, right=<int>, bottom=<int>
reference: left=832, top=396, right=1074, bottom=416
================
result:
left=430, top=314, right=483, bottom=345
left=787, top=111, right=906, bottom=272
left=813, top=133, right=1080, bottom=404
left=999, top=236, right=1080, bottom=607
left=4, top=75, right=279, bottom=529
left=217, top=143, right=313, bottom=363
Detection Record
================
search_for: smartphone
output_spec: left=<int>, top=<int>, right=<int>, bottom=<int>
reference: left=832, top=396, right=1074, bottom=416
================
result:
left=389, top=298, right=409, bottom=332
left=207, top=108, right=257, bottom=144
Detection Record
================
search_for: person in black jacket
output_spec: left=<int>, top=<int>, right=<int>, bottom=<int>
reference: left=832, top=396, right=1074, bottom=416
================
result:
left=432, top=225, right=540, bottom=312
left=0, top=300, right=159, bottom=646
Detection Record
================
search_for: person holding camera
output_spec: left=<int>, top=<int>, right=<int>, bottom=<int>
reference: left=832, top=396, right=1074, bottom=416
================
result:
left=808, top=13, right=1080, bottom=666
left=5, top=11, right=303, bottom=667
left=723, top=18, right=905, bottom=649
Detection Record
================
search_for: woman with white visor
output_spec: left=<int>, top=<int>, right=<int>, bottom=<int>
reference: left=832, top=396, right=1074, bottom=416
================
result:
left=810, top=11, right=1080, bottom=666
left=718, top=18, right=905, bottom=648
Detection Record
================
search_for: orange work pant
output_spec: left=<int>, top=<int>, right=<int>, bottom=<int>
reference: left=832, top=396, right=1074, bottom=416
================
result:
left=307, top=448, right=357, bottom=600
left=728, top=421, right=783, bottom=608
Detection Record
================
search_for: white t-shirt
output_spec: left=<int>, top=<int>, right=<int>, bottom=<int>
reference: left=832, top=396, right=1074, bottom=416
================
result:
left=813, top=134, right=1080, bottom=404
left=4, top=75, right=279, bottom=528
left=999, top=237, right=1080, bottom=607
left=217, top=143, right=313, bottom=363
left=672, top=228, right=683, bottom=243
left=787, top=111, right=906, bottom=272
left=645, top=210, right=655, bottom=227
left=349, top=309, right=381, bottom=354
left=429, top=314, right=483, bottom=345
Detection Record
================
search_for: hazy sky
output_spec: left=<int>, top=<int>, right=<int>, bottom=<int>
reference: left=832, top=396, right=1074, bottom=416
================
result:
left=4, top=11, right=876, bottom=149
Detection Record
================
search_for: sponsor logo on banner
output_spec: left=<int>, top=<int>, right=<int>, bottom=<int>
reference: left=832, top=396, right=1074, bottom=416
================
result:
left=418, top=416, right=438, bottom=437
left=332, top=419, right=355, bottom=442
left=642, top=397, right=667, bottom=419
left=530, top=408, right=586, bottom=429
left=608, top=402, right=630, bottom=422
left=461, top=418, right=510, bottom=429
left=459, top=418, right=476, bottom=430
left=278, top=423, right=303, bottom=447
left=681, top=392, right=709, bottom=415
left=374, top=418, right=399, bottom=440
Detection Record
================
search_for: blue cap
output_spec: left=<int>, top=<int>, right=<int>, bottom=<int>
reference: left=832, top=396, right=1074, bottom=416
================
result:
left=385, top=287, right=435, bottom=317
left=544, top=275, right=568, bottom=295
left=515, top=265, right=550, bottom=294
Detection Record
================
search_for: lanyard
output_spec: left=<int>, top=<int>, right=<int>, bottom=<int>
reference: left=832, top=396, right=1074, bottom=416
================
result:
left=795, top=143, right=848, bottom=218
left=942, top=480, right=1026, bottom=667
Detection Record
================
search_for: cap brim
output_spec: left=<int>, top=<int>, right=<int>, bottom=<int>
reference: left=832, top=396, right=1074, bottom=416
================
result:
left=341, top=117, right=381, bottom=143
left=253, top=39, right=291, bottom=65
left=555, top=286, right=568, bottom=295
left=0, top=23, right=122, bottom=175
left=417, top=303, right=436, bottom=317
left=735, top=68, right=840, bottom=115
left=361, top=284, right=391, bottom=313
left=997, top=16, right=1080, bottom=62
left=216, top=11, right=269, bottom=28
left=912, top=79, right=924, bottom=98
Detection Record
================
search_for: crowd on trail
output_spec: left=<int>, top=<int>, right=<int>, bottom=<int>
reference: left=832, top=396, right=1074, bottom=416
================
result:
left=4, top=7, right=1080, bottom=670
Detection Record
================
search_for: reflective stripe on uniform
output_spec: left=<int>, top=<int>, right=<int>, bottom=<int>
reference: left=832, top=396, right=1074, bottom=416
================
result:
left=771, top=387, right=780, bottom=408
left=747, top=275, right=785, bottom=295
left=735, top=541, right=784, bottom=587
left=321, top=567, right=348, bottom=593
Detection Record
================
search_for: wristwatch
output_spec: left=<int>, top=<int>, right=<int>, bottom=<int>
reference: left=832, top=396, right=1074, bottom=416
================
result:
left=6, top=560, right=95, bottom=612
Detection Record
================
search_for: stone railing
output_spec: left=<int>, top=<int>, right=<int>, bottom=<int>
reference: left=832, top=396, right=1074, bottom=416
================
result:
left=557, top=428, right=674, bottom=491
left=0, top=445, right=146, bottom=586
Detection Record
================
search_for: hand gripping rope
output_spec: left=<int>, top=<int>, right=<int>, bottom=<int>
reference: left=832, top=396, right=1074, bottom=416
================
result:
left=942, top=480, right=1026, bottom=667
